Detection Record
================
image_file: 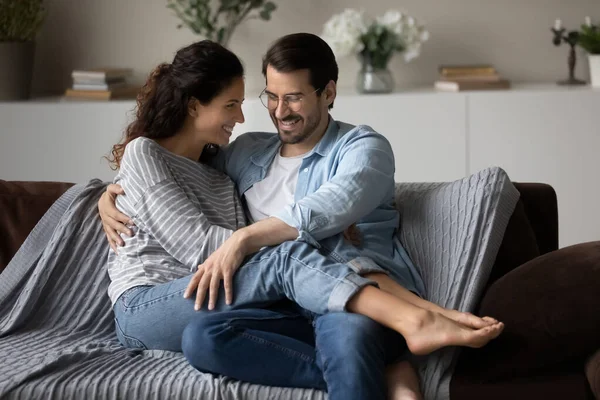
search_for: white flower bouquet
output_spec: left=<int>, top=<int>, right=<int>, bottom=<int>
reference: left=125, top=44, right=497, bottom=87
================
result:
left=321, top=9, right=429, bottom=68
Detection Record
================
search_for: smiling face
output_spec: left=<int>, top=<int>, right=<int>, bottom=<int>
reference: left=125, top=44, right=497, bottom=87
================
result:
left=264, top=65, right=332, bottom=147
left=190, top=76, right=245, bottom=146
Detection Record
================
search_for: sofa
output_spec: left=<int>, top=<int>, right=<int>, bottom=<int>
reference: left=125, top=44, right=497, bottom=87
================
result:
left=1, top=179, right=599, bottom=399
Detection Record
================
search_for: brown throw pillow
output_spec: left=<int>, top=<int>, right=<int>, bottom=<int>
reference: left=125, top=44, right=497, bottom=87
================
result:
left=456, top=241, right=600, bottom=381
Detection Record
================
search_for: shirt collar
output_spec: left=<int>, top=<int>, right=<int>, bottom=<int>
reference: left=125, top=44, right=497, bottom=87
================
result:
left=312, top=116, right=339, bottom=157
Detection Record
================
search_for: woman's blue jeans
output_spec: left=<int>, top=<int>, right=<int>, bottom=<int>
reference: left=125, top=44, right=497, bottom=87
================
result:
left=113, top=240, right=384, bottom=351
left=112, top=240, right=404, bottom=400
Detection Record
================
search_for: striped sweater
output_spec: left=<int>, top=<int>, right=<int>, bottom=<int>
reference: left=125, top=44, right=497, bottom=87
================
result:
left=107, top=137, right=246, bottom=304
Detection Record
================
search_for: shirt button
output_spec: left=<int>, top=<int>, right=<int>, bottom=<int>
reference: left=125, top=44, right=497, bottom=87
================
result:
left=303, top=168, right=309, bottom=173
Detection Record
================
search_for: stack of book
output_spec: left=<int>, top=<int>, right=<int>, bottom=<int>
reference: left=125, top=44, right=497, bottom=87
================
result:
left=64, top=68, right=138, bottom=100
left=434, top=65, right=511, bottom=92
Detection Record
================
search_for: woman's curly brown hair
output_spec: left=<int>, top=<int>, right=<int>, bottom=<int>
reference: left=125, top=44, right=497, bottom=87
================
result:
left=107, top=40, right=244, bottom=170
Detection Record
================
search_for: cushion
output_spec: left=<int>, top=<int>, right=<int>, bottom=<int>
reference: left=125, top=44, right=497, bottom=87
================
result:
left=456, top=241, right=600, bottom=381
left=0, top=180, right=74, bottom=272
left=587, top=348, right=600, bottom=399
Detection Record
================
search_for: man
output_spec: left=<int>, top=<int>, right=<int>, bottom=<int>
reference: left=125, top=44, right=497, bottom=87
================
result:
left=99, top=33, right=500, bottom=400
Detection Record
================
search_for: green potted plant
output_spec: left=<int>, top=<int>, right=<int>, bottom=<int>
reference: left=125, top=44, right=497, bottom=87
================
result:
left=0, top=0, right=46, bottom=100
left=167, top=0, right=277, bottom=48
left=578, top=17, right=600, bottom=87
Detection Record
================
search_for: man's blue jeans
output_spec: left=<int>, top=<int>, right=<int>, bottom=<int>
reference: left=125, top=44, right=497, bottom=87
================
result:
left=181, top=304, right=407, bottom=400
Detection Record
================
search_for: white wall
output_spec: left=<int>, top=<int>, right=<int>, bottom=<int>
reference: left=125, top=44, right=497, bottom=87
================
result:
left=31, top=0, right=600, bottom=97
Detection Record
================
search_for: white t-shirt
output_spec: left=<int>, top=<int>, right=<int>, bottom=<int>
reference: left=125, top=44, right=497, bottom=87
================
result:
left=244, top=148, right=305, bottom=222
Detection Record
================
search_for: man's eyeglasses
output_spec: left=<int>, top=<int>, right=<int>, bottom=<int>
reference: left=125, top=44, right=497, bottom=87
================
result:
left=259, top=88, right=320, bottom=112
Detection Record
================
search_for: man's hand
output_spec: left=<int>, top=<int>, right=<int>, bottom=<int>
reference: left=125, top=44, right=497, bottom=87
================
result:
left=184, top=231, right=248, bottom=311
left=99, top=184, right=134, bottom=253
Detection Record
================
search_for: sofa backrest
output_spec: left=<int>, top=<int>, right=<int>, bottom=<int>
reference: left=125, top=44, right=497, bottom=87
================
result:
left=0, top=180, right=75, bottom=272
left=0, top=180, right=559, bottom=280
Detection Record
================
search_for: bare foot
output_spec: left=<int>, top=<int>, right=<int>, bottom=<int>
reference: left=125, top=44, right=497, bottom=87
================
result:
left=386, top=361, right=423, bottom=400
left=401, top=311, right=504, bottom=356
left=441, top=309, right=498, bottom=329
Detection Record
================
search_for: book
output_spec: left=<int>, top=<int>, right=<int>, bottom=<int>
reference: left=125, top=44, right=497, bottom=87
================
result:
left=72, top=77, right=127, bottom=85
left=64, top=85, right=140, bottom=100
left=71, top=68, right=133, bottom=82
left=434, top=79, right=511, bottom=92
left=437, top=73, right=503, bottom=83
left=72, top=81, right=128, bottom=91
left=439, top=65, right=497, bottom=77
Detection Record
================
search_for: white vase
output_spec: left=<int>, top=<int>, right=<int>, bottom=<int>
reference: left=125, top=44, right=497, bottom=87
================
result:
left=589, top=54, right=600, bottom=88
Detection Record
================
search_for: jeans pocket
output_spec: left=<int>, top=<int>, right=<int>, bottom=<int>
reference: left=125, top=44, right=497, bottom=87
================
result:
left=114, top=317, right=148, bottom=350
left=118, top=286, right=146, bottom=308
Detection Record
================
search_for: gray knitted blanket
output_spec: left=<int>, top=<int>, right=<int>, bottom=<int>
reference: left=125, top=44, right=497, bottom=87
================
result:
left=396, top=167, right=520, bottom=400
left=0, top=167, right=518, bottom=400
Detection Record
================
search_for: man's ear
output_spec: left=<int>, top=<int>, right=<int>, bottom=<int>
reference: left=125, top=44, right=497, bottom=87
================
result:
left=322, top=80, right=337, bottom=107
left=188, top=98, right=200, bottom=117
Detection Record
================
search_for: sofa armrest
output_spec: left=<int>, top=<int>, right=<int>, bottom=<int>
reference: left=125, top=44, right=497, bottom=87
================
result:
left=512, top=183, right=559, bottom=255
left=0, top=180, right=75, bottom=273
left=485, top=183, right=559, bottom=287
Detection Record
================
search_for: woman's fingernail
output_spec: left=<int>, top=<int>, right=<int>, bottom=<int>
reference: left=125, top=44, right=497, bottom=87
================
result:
left=194, top=304, right=199, bottom=311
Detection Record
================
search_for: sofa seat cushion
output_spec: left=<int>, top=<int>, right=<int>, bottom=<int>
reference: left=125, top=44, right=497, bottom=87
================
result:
left=455, top=241, right=600, bottom=381
left=0, top=180, right=74, bottom=272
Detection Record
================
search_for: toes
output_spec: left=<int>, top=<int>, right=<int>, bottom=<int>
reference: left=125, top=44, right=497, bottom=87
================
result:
left=464, top=313, right=489, bottom=329
left=483, top=316, right=499, bottom=324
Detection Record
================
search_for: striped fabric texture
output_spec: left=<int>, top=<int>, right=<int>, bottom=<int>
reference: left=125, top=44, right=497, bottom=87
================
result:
left=107, top=137, right=246, bottom=304
left=0, top=180, right=325, bottom=400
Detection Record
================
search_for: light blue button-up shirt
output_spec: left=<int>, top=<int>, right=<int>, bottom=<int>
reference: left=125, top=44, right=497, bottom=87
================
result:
left=212, top=118, right=425, bottom=297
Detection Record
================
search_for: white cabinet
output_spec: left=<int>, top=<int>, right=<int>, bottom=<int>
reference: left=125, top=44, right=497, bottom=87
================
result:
left=0, top=101, right=132, bottom=183
left=1, top=85, right=598, bottom=247
left=468, top=87, right=600, bottom=247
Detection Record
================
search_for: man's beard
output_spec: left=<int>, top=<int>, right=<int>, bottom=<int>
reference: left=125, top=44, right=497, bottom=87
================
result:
left=271, top=109, right=321, bottom=145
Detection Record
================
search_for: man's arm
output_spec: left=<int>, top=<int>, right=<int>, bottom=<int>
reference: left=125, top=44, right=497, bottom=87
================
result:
left=273, top=129, right=396, bottom=246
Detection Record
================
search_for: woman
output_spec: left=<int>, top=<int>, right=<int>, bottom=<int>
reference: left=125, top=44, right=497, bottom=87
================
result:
left=105, top=40, right=502, bottom=371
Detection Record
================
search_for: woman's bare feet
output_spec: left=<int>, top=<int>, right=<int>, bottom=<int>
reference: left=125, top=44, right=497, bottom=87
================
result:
left=386, top=361, right=423, bottom=400
left=400, top=310, right=504, bottom=356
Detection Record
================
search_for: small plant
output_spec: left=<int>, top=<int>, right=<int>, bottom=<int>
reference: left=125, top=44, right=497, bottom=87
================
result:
left=578, top=23, right=600, bottom=54
left=0, top=0, right=46, bottom=42
left=167, top=0, right=277, bottom=47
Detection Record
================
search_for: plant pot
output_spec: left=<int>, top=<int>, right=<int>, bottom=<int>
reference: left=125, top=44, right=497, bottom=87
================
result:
left=589, top=54, right=600, bottom=88
left=0, top=41, right=36, bottom=101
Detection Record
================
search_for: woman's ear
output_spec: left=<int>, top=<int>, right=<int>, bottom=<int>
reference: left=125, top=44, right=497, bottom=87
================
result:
left=188, top=98, right=200, bottom=117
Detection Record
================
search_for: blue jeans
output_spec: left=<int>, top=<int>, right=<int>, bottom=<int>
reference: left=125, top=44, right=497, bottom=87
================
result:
left=113, top=240, right=385, bottom=351
left=181, top=305, right=407, bottom=400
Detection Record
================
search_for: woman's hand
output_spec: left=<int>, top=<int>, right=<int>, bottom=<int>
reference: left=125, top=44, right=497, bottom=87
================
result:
left=98, top=184, right=134, bottom=253
left=184, top=231, right=248, bottom=311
